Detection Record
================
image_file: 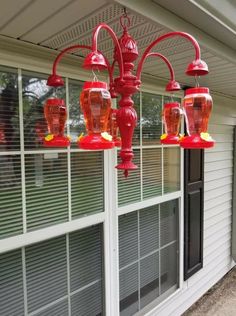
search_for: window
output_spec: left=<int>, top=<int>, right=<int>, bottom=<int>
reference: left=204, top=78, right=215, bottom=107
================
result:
left=0, top=68, right=22, bottom=238
left=0, top=68, right=104, bottom=238
left=0, top=224, right=104, bottom=316
left=0, top=66, right=182, bottom=316
left=119, top=200, right=179, bottom=315
left=118, top=91, right=181, bottom=206
left=117, top=91, right=181, bottom=315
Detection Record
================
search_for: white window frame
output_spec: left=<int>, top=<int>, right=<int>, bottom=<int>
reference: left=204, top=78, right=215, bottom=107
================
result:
left=0, top=51, right=184, bottom=316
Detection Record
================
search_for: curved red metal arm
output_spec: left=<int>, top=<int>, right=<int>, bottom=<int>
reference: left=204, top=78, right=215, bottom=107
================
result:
left=136, top=31, right=201, bottom=80
left=51, top=44, right=113, bottom=84
left=144, top=52, right=175, bottom=81
left=92, top=23, right=124, bottom=80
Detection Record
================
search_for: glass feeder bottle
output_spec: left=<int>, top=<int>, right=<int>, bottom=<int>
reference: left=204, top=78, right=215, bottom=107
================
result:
left=78, top=81, right=114, bottom=150
left=180, top=87, right=214, bottom=148
left=43, top=94, right=70, bottom=147
left=161, top=102, right=182, bottom=144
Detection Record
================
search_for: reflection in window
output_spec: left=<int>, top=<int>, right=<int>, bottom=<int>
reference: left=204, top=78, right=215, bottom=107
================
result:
left=68, top=79, right=85, bottom=147
left=0, top=67, right=19, bottom=151
left=22, top=71, right=65, bottom=149
left=142, top=92, right=162, bottom=144
left=163, top=96, right=181, bottom=104
left=132, top=93, right=141, bottom=145
left=164, top=147, right=180, bottom=194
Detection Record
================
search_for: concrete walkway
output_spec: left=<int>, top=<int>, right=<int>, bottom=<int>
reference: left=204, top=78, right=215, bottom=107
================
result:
left=183, top=267, right=236, bottom=316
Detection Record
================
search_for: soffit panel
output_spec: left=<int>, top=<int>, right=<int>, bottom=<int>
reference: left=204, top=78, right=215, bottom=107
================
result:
left=0, top=0, right=32, bottom=29
left=0, top=1, right=235, bottom=97
left=19, top=0, right=107, bottom=43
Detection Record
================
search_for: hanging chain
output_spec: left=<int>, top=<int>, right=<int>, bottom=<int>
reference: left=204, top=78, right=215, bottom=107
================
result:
left=92, top=69, right=99, bottom=82
left=194, top=75, right=200, bottom=87
left=120, top=7, right=131, bottom=31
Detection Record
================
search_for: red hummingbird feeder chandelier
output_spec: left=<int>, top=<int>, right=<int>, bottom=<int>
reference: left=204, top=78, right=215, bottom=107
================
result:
left=45, top=9, right=214, bottom=176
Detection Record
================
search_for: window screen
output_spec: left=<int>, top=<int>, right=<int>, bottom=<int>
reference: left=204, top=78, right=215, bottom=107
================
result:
left=0, top=224, right=104, bottom=316
left=119, top=200, right=179, bottom=315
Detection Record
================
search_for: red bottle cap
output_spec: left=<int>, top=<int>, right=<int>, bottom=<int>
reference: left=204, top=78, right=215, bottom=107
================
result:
left=164, top=102, right=180, bottom=109
left=83, top=81, right=108, bottom=90
left=46, top=98, right=65, bottom=106
left=185, top=87, right=209, bottom=95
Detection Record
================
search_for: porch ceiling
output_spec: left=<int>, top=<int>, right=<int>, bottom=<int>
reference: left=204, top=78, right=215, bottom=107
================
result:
left=0, top=0, right=236, bottom=98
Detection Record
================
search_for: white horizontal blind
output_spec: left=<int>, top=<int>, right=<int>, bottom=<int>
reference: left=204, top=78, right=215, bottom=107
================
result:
left=69, top=225, right=103, bottom=293
left=119, top=210, right=139, bottom=315
left=0, top=224, right=104, bottom=316
left=119, top=200, right=179, bottom=316
left=118, top=147, right=180, bottom=206
left=26, top=236, right=68, bottom=313
left=118, top=149, right=141, bottom=206
left=25, top=153, right=69, bottom=231
left=160, top=243, right=177, bottom=295
left=0, top=249, right=24, bottom=316
left=143, top=148, right=162, bottom=199
left=35, top=300, right=69, bottom=316
left=0, top=154, right=23, bottom=238
left=71, top=152, right=104, bottom=218
left=163, top=147, right=180, bottom=194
